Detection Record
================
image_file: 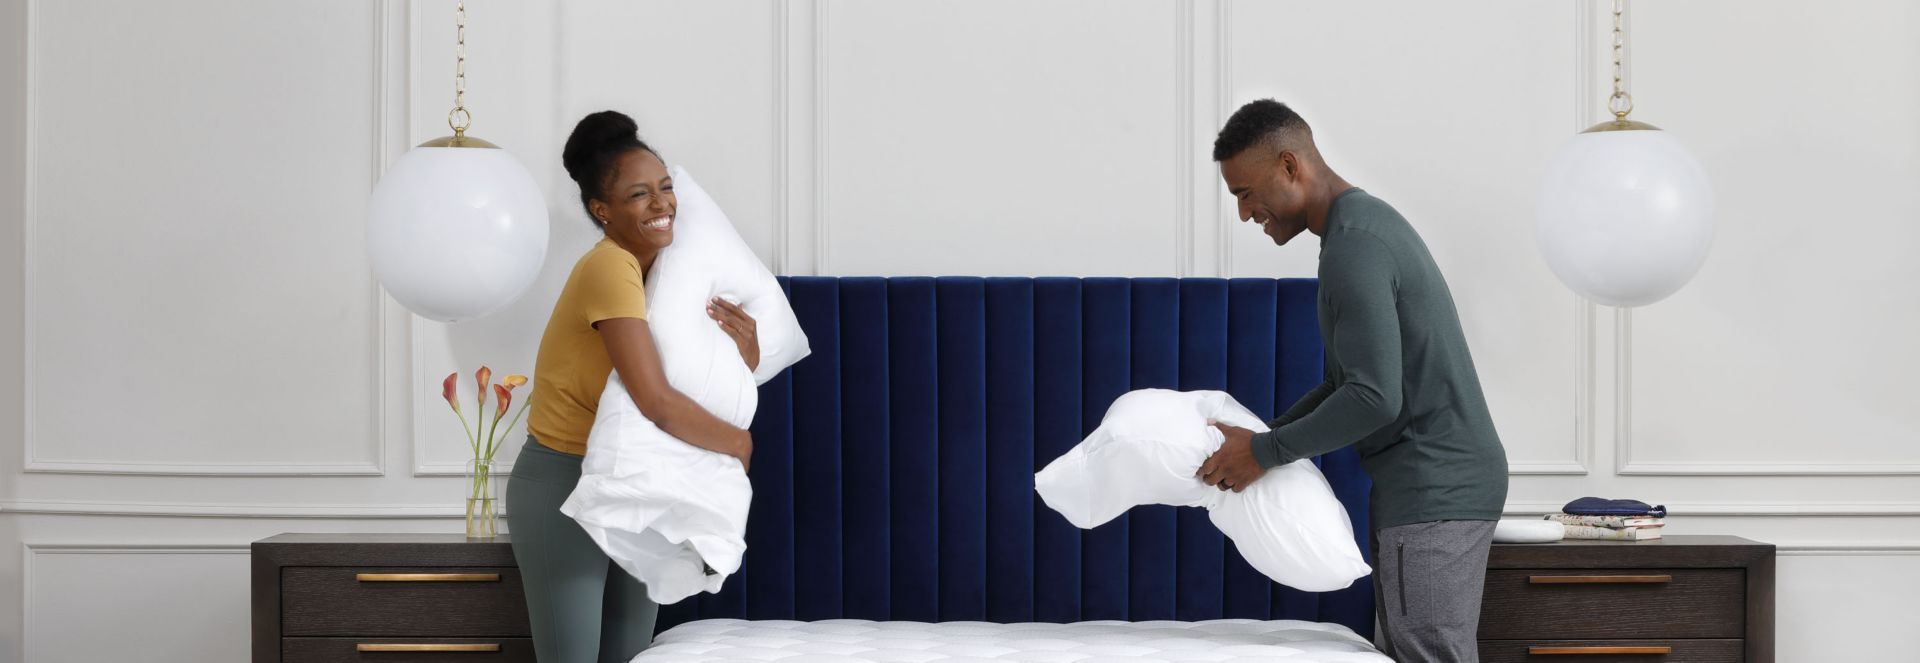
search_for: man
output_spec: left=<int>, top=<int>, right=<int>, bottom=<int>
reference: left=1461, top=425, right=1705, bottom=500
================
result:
left=1196, top=99, right=1509, bottom=662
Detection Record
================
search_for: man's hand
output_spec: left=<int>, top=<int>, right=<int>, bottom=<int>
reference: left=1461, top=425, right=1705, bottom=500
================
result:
left=1197, top=421, right=1265, bottom=493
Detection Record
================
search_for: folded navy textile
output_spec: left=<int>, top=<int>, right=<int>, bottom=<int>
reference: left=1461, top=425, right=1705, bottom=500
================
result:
left=1564, top=497, right=1667, bottom=518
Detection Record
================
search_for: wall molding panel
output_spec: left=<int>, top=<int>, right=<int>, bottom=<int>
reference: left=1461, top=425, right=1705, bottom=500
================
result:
left=812, top=0, right=828, bottom=276
left=777, top=0, right=823, bottom=276
left=1213, top=0, right=1234, bottom=278
left=1172, top=0, right=1193, bottom=277
left=1776, top=545, right=1920, bottom=556
left=1614, top=308, right=1920, bottom=476
left=21, top=543, right=252, bottom=662
left=1602, top=0, right=1920, bottom=478
left=19, top=0, right=387, bottom=477
left=772, top=0, right=791, bottom=275
left=1502, top=501, right=1920, bottom=518
left=1, top=500, right=494, bottom=519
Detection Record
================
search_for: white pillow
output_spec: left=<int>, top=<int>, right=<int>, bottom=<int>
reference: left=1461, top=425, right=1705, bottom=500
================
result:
left=647, top=165, right=810, bottom=391
left=1493, top=519, right=1564, bottom=544
left=1034, top=389, right=1371, bottom=592
left=561, top=165, right=810, bottom=604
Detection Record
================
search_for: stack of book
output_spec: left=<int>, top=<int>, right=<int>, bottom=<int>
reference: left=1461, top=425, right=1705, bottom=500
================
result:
left=1546, top=513, right=1665, bottom=541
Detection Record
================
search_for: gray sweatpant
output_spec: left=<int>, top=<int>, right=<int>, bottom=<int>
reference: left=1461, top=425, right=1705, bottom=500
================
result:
left=507, top=437, right=660, bottom=663
left=1370, top=520, right=1497, bottom=663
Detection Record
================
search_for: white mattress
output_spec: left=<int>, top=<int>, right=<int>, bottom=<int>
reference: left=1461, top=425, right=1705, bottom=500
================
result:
left=635, top=618, right=1390, bottom=662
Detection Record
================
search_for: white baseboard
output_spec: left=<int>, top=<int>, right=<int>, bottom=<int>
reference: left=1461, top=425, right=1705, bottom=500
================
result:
left=0, top=499, right=507, bottom=519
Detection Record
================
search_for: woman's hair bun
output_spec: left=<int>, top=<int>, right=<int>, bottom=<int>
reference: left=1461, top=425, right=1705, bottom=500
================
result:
left=562, top=110, right=640, bottom=186
left=561, top=110, right=655, bottom=227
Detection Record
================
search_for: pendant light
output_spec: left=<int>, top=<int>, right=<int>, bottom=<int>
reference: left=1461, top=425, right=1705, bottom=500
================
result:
left=368, top=1, right=548, bottom=323
left=1536, top=0, right=1712, bottom=308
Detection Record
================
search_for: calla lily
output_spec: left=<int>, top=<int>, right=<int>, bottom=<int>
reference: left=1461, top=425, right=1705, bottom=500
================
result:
left=446, top=370, right=478, bottom=456
left=493, top=384, right=512, bottom=422
left=442, top=372, right=461, bottom=413
left=483, top=382, right=516, bottom=462
left=475, top=366, right=493, bottom=411
left=444, top=364, right=535, bottom=465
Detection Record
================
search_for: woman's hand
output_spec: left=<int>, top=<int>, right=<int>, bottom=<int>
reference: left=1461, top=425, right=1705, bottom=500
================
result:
left=708, top=297, right=760, bottom=372
left=730, top=429, right=753, bottom=473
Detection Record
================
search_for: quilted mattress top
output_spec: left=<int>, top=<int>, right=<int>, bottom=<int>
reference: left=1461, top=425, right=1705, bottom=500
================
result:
left=635, top=618, right=1390, bottom=662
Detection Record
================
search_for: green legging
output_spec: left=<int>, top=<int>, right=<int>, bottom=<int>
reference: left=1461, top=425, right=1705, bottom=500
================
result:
left=507, top=436, right=658, bottom=662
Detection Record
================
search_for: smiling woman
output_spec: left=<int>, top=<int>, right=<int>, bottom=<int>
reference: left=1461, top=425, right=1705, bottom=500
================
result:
left=503, top=110, right=764, bottom=663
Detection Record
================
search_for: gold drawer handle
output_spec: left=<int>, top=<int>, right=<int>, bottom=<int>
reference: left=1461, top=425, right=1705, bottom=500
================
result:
left=1529, top=646, right=1673, bottom=655
left=356, top=573, right=501, bottom=583
left=1529, top=574, right=1672, bottom=584
left=356, top=643, right=501, bottom=653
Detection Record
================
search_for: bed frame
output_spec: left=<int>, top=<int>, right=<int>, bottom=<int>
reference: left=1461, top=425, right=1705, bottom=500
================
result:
left=654, top=277, right=1374, bottom=637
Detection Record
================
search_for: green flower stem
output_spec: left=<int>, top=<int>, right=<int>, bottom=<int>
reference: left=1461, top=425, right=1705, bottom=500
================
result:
left=484, top=401, right=501, bottom=468
left=486, top=399, right=533, bottom=462
left=456, top=405, right=480, bottom=460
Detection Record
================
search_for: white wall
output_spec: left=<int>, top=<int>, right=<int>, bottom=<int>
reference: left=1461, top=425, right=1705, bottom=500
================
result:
left=2, top=1, right=1916, bottom=661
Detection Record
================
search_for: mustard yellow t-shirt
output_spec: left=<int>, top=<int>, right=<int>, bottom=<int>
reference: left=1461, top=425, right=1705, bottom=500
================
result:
left=527, top=238, right=650, bottom=455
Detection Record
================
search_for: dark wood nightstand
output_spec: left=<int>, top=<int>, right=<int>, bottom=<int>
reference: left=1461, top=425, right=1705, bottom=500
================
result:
left=252, top=534, right=534, bottom=663
left=1478, top=534, right=1775, bottom=662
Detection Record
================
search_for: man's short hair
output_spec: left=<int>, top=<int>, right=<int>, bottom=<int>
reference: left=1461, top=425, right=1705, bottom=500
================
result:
left=1212, top=99, right=1308, bottom=162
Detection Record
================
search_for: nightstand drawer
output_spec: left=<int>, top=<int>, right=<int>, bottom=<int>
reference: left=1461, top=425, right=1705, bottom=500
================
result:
left=1477, top=638, right=1742, bottom=662
left=1479, top=568, right=1744, bottom=640
left=282, top=637, right=535, bottom=662
left=282, top=567, right=530, bottom=637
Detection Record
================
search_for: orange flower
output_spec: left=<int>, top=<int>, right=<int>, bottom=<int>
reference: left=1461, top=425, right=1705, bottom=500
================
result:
left=442, top=372, right=461, bottom=413
left=492, top=384, right=512, bottom=422
left=501, top=374, right=528, bottom=390
left=475, top=366, right=492, bottom=411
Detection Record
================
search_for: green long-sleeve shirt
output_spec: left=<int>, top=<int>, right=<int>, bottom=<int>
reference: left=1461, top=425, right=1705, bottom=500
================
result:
left=1249, top=188, right=1508, bottom=530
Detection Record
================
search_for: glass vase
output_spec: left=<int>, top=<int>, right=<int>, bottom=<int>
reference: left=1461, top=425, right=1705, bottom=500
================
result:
left=465, top=457, right=501, bottom=540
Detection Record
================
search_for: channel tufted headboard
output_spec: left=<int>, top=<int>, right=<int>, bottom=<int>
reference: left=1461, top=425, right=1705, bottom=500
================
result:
left=654, top=277, right=1375, bottom=638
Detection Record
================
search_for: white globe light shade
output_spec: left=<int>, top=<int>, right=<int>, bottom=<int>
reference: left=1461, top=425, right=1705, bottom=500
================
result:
left=368, top=144, right=549, bottom=323
left=1535, top=129, right=1714, bottom=307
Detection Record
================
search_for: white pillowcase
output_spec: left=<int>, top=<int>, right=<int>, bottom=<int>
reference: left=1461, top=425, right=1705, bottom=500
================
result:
left=649, top=165, right=810, bottom=390
left=1034, top=389, right=1372, bottom=593
left=561, top=165, right=811, bottom=604
left=1493, top=519, right=1564, bottom=544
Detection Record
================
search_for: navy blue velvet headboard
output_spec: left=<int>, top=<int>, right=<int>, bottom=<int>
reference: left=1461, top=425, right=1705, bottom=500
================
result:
left=655, top=277, right=1374, bottom=638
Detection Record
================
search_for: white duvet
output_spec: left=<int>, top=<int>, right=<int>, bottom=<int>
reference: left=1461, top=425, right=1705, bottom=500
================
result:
left=635, top=619, right=1390, bottom=662
left=1035, top=389, right=1371, bottom=592
left=560, top=166, right=810, bottom=604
